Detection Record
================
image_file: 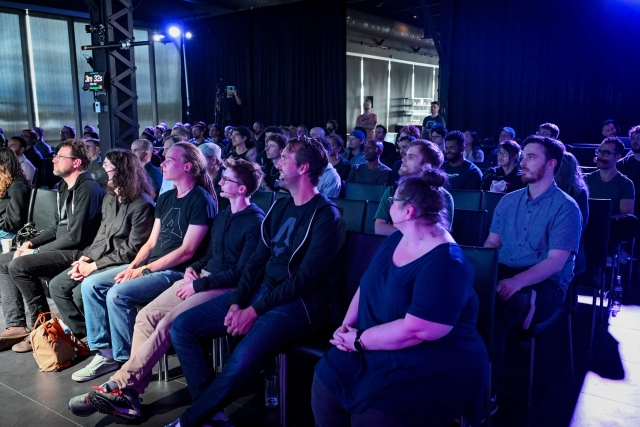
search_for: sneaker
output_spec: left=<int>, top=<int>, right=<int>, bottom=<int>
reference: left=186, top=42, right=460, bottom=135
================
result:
left=87, top=382, right=141, bottom=420
left=68, top=392, right=97, bottom=417
left=12, top=335, right=33, bottom=353
left=71, top=354, right=119, bottom=382
left=0, top=327, right=30, bottom=351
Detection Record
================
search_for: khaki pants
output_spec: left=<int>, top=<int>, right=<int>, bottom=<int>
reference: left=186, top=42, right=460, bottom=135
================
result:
left=110, top=271, right=235, bottom=393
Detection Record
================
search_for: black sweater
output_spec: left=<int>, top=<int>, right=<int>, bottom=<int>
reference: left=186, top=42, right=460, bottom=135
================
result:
left=481, top=166, right=525, bottom=193
left=189, top=203, right=265, bottom=293
left=0, top=180, right=29, bottom=233
left=228, top=193, right=345, bottom=317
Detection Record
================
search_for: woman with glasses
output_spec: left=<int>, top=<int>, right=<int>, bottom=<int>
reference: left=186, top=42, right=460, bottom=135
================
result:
left=481, top=140, right=524, bottom=193
left=312, top=169, right=488, bottom=426
left=0, top=148, right=29, bottom=240
left=69, top=158, right=265, bottom=423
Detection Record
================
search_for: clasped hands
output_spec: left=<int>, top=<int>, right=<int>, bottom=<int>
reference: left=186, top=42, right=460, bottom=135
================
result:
left=13, top=242, right=35, bottom=258
left=67, top=256, right=98, bottom=281
left=329, top=324, right=359, bottom=352
left=223, top=304, right=257, bottom=336
left=496, top=277, right=525, bottom=301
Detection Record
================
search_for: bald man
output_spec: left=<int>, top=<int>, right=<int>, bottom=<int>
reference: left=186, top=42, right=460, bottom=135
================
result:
left=347, top=139, right=391, bottom=185
left=310, top=127, right=326, bottom=139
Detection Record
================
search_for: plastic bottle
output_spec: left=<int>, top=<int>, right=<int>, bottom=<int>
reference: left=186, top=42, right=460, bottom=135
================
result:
left=610, top=275, right=622, bottom=317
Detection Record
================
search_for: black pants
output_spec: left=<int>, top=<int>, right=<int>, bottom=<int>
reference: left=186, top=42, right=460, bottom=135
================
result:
left=0, top=249, right=79, bottom=329
left=49, top=266, right=86, bottom=338
left=491, top=264, right=565, bottom=396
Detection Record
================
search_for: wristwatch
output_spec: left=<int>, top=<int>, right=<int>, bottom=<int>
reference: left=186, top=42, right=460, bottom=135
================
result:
left=32, top=249, right=39, bottom=254
left=354, top=329, right=365, bottom=352
left=141, top=265, right=151, bottom=276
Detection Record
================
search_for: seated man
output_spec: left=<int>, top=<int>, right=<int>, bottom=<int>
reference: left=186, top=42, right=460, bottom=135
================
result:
left=132, top=139, right=163, bottom=197
left=83, top=138, right=109, bottom=187
left=347, top=140, right=392, bottom=185
left=390, top=135, right=417, bottom=184
left=342, top=130, right=366, bottom=166
left=72, top=143, right=216, bottom=382
left=68, top=159, right=265, bottom=420
left=602, top=119, right=618, bottom=139
left=484, top=135, right=581, bottom=408
left=33, top=126, right=53, bottom=158
left=20, top=129, right=43, bottom=171
left=49, top=149, right=156, bottom=339
left=165, top=137, right=345, bottom=427
left=7, top=136, right=36, bottom=186
left=618, top=125, right=640, bottom=214
left=375, top=139, right=454, bottom=235
left=261, top=134, right=287, bottom=192
left=0, top=140, right=104, bottom=352
left=442, top=130, right=483, bottom=190
left=429, top=125, right=447, bottom=153
left=317, top=137, right=341, bottom=197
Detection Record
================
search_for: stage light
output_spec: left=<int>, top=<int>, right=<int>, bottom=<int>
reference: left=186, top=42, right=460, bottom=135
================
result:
left=168, top=26, right=181, bottom=38
left=185, top=31, right=192, bottom=39
left=153, top=33, right=165, bottom=42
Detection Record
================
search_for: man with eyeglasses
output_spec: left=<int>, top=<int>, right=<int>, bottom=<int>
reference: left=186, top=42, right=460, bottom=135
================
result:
left=617, top=126, right=640, bottom=216
left=131, top=139, right=163, bottom=197
left=537, top=122, right=560, bottom=139
left=0, top=140, right=104, bottom=353
left=84, top=138, right=108, bottom=187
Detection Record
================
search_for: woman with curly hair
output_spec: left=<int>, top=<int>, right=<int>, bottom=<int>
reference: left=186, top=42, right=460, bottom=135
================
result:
left=0, top=147, right=29, bottom=240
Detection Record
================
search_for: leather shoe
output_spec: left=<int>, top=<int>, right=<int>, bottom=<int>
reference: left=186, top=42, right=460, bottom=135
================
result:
left=12, top=335, right=33, bottom=353
left=0, top=327, right=30, bottom=351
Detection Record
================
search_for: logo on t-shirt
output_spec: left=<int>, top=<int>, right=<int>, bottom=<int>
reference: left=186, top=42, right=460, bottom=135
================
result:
left=272, top=217, right=296, bottom=257
left=159, top=208, right=183, bottom=247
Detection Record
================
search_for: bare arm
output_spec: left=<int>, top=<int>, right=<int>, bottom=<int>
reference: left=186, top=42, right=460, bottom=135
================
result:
left=374, top=219, right=397, bottom=236
left=484, top=231, right=502, bottom=249
left=146, top=224, right=210, bottom=272
left=614, top=199, right=634, bottom=217
left=128, top=218, right=161, bottom=268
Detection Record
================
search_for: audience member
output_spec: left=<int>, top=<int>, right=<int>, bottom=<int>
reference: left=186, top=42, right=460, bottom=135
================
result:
left=355, top=99, right=378, bottom=141
left=84, top=125, right=97, bottom=135
left=296, top=125, right=309, bottom=138
left=328, top=135, right=351, bottom=181
left=280, top=126, right=293, bottom=139
left=375, top=124, right=398, bottom=168
left=0, top=140, right=104, bottom=353
left=19, top=129, right=43, bottom=171
left=84, top=130, right=100, bottom=141
left=207, top=124, right=226, bottom=155
left=390, top=135, right=416, bottom=184
left=617, top=125, right=640, bottom=181
left=442, top=130, right=482, bottom=190
left=227, top=126, right=257, bottom=163
left=154, top=124, right=167, bottom=144
left=489, top=127, right=517, bottom=166
left=399, top=125, right=421, bottom=141
left=421, top=101, right=446, bottom=138
left=538, top=122, right=560, bottom=139
left=84, top=138, right=108, bottom=187
left=253, top=122, right=265, bottom=151
left=68, top=159, right=266, bottom=420
left=310, top=127, right=326, bottom=139
left=189, top=122, right=211, bottom=146
left=347, top=140, right=391, bottom=185
left=313, top=169, right=486, bottom=427
left=198, top=143, right=224, bottom=190
left=262, top=134, right=286, bottom=192
left=131, top=139, right=163, bottom=197
left=463, top=130, right=484, bottom=163
left=343, top=130, right=366, bottom=166
left=49, top=149, right=155, bottom=339
left=317, top=137, right=342, bottom=197
left=74, top=142, right=217, bottom=381
left=222, top=87, right=242, bottom=127
left=484, top=135, right=581, bottom=408
left=429, top=125, right=447, bottom=152
left=602, top=119, right=618, bottom=138
left=326, top=120, right=338, bottom=137
left=0, top=148, right=30, bottom=240
left=481, top=140, right=524, bottom=193
left=7, top=137, right=36, bottom=185
left=158, top=135, right=184, bottom=196
left=166, top=136, right=344, bottom=427
left=60, top=125, right=77, bottom=142
left=33, top=126, right=53, bottom=158
left=375, top=140, right=453, bottom=236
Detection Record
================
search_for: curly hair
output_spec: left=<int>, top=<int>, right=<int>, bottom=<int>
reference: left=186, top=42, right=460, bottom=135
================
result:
left=399, top=125, right=421, bottom=139
left=105, top=149, right=155, bottom=203
left=172, top=142, right=218, bottom=211
left=58, top=139, right=92, bottom=170
left=0, top=148, right=27, bottom=198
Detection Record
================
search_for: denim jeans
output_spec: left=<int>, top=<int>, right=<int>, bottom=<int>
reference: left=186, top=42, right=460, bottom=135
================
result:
left=171, top=285, right=319, bottom=427
left=81, top=265, right=184, bottom=362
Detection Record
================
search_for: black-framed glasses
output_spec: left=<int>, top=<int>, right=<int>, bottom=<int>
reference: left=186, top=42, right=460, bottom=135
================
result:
left=53, top=154, right=78, bottom=161
left=595, top=148, right=616, bottom=157
left=220, top=175, right=241, bottom=185
left=497, top=150, right=509, bottom=157
left=102, top=168, right=116, bottom=173
left=388, top=197, right=409, bottom=206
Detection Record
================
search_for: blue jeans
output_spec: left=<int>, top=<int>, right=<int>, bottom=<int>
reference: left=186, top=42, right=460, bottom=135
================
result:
left=171, top=285, right=319, bottom=427
left=81, top=265, right=184, bottom=361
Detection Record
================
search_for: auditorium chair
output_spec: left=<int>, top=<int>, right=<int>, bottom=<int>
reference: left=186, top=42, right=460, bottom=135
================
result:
left=451, top=209, right=488, bottom=247
left=27, top=188, right=59, bottom=298
left=251, top=190, right=275, bottom=213
left=449, top=189, right=484, bottom=210
left=275, top=191, right=291, bottom=201
left=329, top=198, right=366, bottom=232
left=481, top=191, right=506, bottom=236
left=364, top=200, right=380, bottom=234
left=342, top=182, right=386, bottom=202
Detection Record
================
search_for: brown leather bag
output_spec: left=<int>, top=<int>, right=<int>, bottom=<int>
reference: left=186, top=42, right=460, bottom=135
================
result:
left=30, top=312, right=90, bottom=372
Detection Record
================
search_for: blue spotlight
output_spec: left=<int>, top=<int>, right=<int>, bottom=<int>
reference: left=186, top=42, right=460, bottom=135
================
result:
left=168, top=26, right=181, bottom=38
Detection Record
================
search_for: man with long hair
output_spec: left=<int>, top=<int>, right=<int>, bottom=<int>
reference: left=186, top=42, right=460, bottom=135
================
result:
left=71, top=142, right=217, bottom=382
left=0, top=140, right=105, bottom=352
left=48, top=149, right=156, bottom=340
left=0, top=148, right=30, bottom=240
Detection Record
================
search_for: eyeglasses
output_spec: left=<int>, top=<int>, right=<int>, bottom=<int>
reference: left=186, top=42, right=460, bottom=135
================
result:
left=220, top=175, right=241, bottom=185
left=497, top=151, right=510, bottom=157
left=388, top=197, right=409, bottom=205
left=536, top=131, right=553, bottom=137
left=595, top=148, right=617, bottom=157
left=53, top=154, right=78, bottom=161
left=103, top=168, right=116, bottom=173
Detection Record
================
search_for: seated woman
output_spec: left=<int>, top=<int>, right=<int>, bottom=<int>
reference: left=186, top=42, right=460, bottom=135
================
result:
left=481, top=140, right=524, bottom=193
left=0, top=148, right=30, bottom=240
left=68, top=158, right=265, bottom=421
left=464, top=130, right=485, bottom=163
left=313, top=169, right=488, bottom=427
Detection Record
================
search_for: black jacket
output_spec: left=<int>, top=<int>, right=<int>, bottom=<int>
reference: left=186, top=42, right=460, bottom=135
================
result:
left=0, top=180, right=29, bottom=233
left=189, top=203, right=265, bottom=293
left=83, top=192, right=155, bottom=269
left=228, top=194, right=345, bottom=318
left=30, top=171, right=104, bottom=251
left=481, top=166, right=525, bottom=193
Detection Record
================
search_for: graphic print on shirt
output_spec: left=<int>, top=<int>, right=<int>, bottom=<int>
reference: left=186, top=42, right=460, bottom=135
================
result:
left=159, top=207, right=183, bottom=247
left=272, top=217, right=296, bottom=257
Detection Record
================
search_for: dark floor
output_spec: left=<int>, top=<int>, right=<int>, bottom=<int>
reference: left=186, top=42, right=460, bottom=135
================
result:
left=0, top=263, right=638, bottom=427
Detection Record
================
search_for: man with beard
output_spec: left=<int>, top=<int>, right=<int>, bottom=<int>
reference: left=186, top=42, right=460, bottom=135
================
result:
left=601, top=119, right=618, bottom=139
left=189, top=122, right=211, bottom=146
left=347, top=140, right=391, bottom=185
left=0, top=140, right=104, bottom=352
left=374, top=139, right=454, bottom=235
left=617, top=126, right=640, bottom=184
left=484, top=135, right=581, bottom=411
left=441, top=130, right=482, bottom=190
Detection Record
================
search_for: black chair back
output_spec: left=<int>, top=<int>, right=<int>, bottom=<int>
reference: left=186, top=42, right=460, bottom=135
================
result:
left=481, top=191, right=505, bottom=236
left=575, top=199, right=612, bottom=285
left=340, top=231, right=386, bottom=303
left=251, top=190, right=275, bottom=213
left=343, top=182, right=386, bottom=202
left=275, top=191, right=291, bottom=201
left=330, top=198, right=366, bottom=232
left=364, top=200, right=379, bottom=234
left=37, top=158, right=61, bottom=189
left=451, top=209, right=488, bottom=247
left=460, top=246, right=498, bottom=355
left=449, top=189, right=484, bottom=210
left=31, top=188, right=58, bottom=231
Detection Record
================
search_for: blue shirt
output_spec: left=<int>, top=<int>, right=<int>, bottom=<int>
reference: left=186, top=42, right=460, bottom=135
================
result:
left=490, top=182, right=582, bottom=291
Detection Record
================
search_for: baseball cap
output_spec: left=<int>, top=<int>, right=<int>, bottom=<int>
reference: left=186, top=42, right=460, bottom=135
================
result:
left=349, top=130, right=366, bottom=141
left=198, top=143, right=222, bottom=160
left=501, top=127, right=516, bottom=138
left=155, top=123, right=168, bottom=131
left=193, top=121, right=207, bottom=130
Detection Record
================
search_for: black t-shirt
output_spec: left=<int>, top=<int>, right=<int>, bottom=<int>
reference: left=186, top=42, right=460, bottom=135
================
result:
left=223, top=96, right=240, bottom=125
left=148, top=186, right=216, bottom=271
left=262, top=159, right=281, bottom=191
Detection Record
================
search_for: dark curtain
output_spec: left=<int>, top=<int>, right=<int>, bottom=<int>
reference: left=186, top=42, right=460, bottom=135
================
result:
left=186, top=0, right=346, bottom=132
left=448, top=0, right=640, bottom=144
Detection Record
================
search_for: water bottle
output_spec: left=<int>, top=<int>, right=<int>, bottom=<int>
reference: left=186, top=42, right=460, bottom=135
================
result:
left=610, top=275, right=622, bottom=317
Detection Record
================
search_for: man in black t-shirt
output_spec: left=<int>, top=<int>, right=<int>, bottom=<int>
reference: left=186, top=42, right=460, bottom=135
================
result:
left=421, top=101, right=446, bottom=139
left=73, top=142, right=216, bottom=382
left=221, top=87, right=242, bottom=127
left=442, top=130, right=482, bottom=190
left=168, top=136, right=345, bottom=427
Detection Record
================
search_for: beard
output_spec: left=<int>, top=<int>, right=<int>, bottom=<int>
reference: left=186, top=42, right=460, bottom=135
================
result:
left=446, top=152, right=462, bottom=163
left=632, top=147, right=640, bottom=154
left=521, top=165, right=545, bottom=184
